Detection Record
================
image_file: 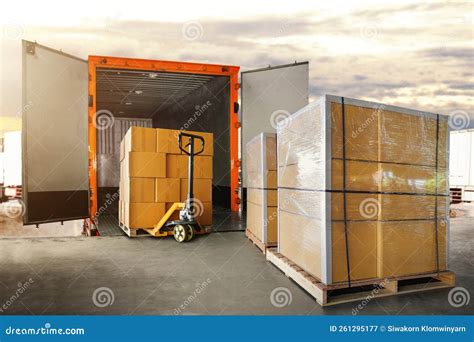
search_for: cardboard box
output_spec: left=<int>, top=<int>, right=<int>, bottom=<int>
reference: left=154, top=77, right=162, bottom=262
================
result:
left=166, top=154, right=212, bottom=179
left=127, top=152, right=166, bottom=178
left=156, top=128, right=182, bottom=154
left=245, top=133, right=278, bottom=245
left=196, top=201, right=212, bottom=226
left=164, top=202, right=179, bottom=221
left=180, top=178, right=212, bottom=202
left=122, top=177, right=155, bottom=203
left=277, top=96, right=449, bottom=284
left=377, top=220, right=447, bottom=278
left=123, top=126, right=156, bottom=153
left=123, top=202, right=166, bottom=229
left=156, top=128, right=214, bottom=156
left=165, top=201, right=213, bottom=226
left=155, top=178, right=180, bottom=202
left=180, top=130, right=214, bottom=156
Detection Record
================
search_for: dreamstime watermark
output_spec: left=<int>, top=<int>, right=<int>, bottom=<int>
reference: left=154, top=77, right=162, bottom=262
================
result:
left=93, top=109, right=115, bottom=131
left=359, top=198, right=380, bottom=219
left=352, top=279, right=388, bottom=315
left=2, top=22, right=25, bottom=40
left=359, top=21, right=381, bottom=40
left=179, top=100, right=212, bottom=131
left=271, top=109, right=291, bottom=130
left=186, top=198, right=204, bottom=218
left=16, top=100, right=34, bottom=116
left=92, top=287, right=115, bottom=308
left=270, top=287, right=292, bottom=307
left=94, top=191, right=119, bottom=221
left=351, top=104, right=385, bottom=138
left=2, top=199, right=26, bottom=219
left=0, top=278, right=34, bottom=313
left=448, top=110, right=470, bottom=130
left=5, top=323, right=85, bottom=336
left=182, top=21, right=203, bottom=41
left=174, top=278, right=212, bottom=315
left=448, top=287, right=470, bottom=308
left=264, top=192, right=296, bottom=229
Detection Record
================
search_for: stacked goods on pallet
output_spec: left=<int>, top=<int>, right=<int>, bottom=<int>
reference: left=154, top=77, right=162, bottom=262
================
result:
left=277, top=95, right=449, bottom=285
left=245, top=133, right=278, bottom=246
left=119, top=127, right=213, bottom=231
left=158, top=128, right=213, bottom=226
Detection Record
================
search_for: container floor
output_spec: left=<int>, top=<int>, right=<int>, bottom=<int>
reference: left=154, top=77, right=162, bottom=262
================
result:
left=0, top=203, right=472, bottom=315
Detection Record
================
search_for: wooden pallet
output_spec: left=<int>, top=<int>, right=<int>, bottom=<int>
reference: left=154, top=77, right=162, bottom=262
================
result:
left=266, top=248, right=455, bottom=306
left=245, top=229, right=277, bottom=254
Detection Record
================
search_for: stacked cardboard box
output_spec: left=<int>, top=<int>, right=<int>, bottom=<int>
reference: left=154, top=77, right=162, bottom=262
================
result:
left=119, top=127, right=213, bottom=230
left=246, top=133, right=278, bottom=245
left=277, top=95, right=449, bottom=285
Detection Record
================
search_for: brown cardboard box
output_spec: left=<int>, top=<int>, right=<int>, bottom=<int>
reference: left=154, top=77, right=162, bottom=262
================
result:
left=331, top=221, right=378, bottom=282
left=196, top=201, right=212, bottom=226
left=180, top=178, right=212, bottom=202
left=166, top=154, right=212, bottom=179
left=155, top=178, right=180, bottom=202
left=165, top=202, right=180, bottom=221
left=277, top=96, right=449, bottom=285
left=245, top=133, right=278, bottom=246
left=180, top=130, right=214, bottom=156
left=124, top=126, right=157, bottom=153
left=247, top=202, right=277, bottom=244
left=164, top=202, right=213, bottom=226
left=157, top=128, right=214, bottom=156
left=122, top=177, right=155, bottom=203
left=166, top=154, right=184, bottom=178
left=127, top=152, right=166, bottom=178
left=123, top=202, right=166, bottom=229
left=377, top=220, right=446, bottom=278
left=156, top=128, right=182, bottom=154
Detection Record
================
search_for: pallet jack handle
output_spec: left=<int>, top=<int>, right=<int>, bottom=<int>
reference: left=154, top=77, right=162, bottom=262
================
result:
left=178, top=132, right=205, bottom=212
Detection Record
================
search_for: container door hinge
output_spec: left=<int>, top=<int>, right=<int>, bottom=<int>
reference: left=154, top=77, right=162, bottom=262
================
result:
left=233, top=102, right=239, bottom=114
left=26, top=42, right=35, bottom=55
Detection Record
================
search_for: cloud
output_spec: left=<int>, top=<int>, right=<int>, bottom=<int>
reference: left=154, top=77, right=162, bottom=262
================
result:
left=1, top=1, right=472, bottom=120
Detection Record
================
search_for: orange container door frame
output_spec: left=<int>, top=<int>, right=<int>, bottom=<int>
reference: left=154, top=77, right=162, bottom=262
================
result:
left=87, top=56, right=240, bottom=218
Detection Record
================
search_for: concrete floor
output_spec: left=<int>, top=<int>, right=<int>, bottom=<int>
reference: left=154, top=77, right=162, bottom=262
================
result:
left=0, top=206, right=473, bottom=315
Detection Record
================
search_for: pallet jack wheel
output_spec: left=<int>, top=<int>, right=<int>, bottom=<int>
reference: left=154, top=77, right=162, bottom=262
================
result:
left=173, top=224, right=187, bottom=243
left=185, top=224, right=194, bottom=241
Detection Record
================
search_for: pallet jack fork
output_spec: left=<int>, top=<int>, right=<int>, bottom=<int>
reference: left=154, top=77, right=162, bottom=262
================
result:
left=144, top=132, right=205, bottom=242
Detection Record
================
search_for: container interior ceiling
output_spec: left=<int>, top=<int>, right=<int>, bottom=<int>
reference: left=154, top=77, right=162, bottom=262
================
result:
left=95, top=67, right=231, bottom=215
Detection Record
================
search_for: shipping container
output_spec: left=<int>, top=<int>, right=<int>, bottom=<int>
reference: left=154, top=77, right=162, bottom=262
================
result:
left=449, top=129, right=474, bottom=201
left=21, top=40, right=310, bottom=227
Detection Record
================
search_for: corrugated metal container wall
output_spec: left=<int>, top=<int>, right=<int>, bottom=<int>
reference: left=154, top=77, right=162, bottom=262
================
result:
left=97, top=118, right=152, bottom=188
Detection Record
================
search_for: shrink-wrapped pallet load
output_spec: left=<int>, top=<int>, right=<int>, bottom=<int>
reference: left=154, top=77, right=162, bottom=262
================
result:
left=277, top=95, right=449, bottom=285
left=119, top=127, right=213, bottom=232
left=246, top=133, right=278, bottom=247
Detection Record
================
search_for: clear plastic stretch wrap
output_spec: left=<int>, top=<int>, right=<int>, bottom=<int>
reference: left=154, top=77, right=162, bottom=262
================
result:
left=245, top=133, right=278, bottom=244
left=277, top=95, right=449, bottom=285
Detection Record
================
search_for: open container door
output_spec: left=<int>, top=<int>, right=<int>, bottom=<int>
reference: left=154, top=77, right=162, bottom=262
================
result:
left=22, top=40, right=89, bottom=225
left=241, top=62, right=309, bottom=190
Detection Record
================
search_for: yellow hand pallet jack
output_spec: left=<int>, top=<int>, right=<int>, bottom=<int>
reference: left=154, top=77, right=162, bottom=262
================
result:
left=143, top=132, right=206, bottom=242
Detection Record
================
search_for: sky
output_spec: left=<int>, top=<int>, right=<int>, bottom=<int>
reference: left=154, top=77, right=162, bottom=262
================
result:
left=0, top=0, right=473, bottom=128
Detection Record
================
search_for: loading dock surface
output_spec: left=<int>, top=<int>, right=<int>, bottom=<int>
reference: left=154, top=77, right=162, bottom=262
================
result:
left=0, top=204, right=472, bottom=315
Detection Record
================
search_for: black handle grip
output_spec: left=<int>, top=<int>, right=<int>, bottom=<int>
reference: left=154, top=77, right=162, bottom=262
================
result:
left=178, top=132, right=205, bottom=156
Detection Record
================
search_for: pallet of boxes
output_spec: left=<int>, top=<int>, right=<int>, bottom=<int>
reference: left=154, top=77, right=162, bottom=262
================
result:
left=245, top=133, right=278, bottom=254
left=118, top=127, right=213, bottom=237
left=266, top=94, right=455, bottom=306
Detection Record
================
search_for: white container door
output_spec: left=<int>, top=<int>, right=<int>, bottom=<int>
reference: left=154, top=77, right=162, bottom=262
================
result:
left=241, top=62, right=309, bottom=188
left=22, top=40, right=89, bottom=224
